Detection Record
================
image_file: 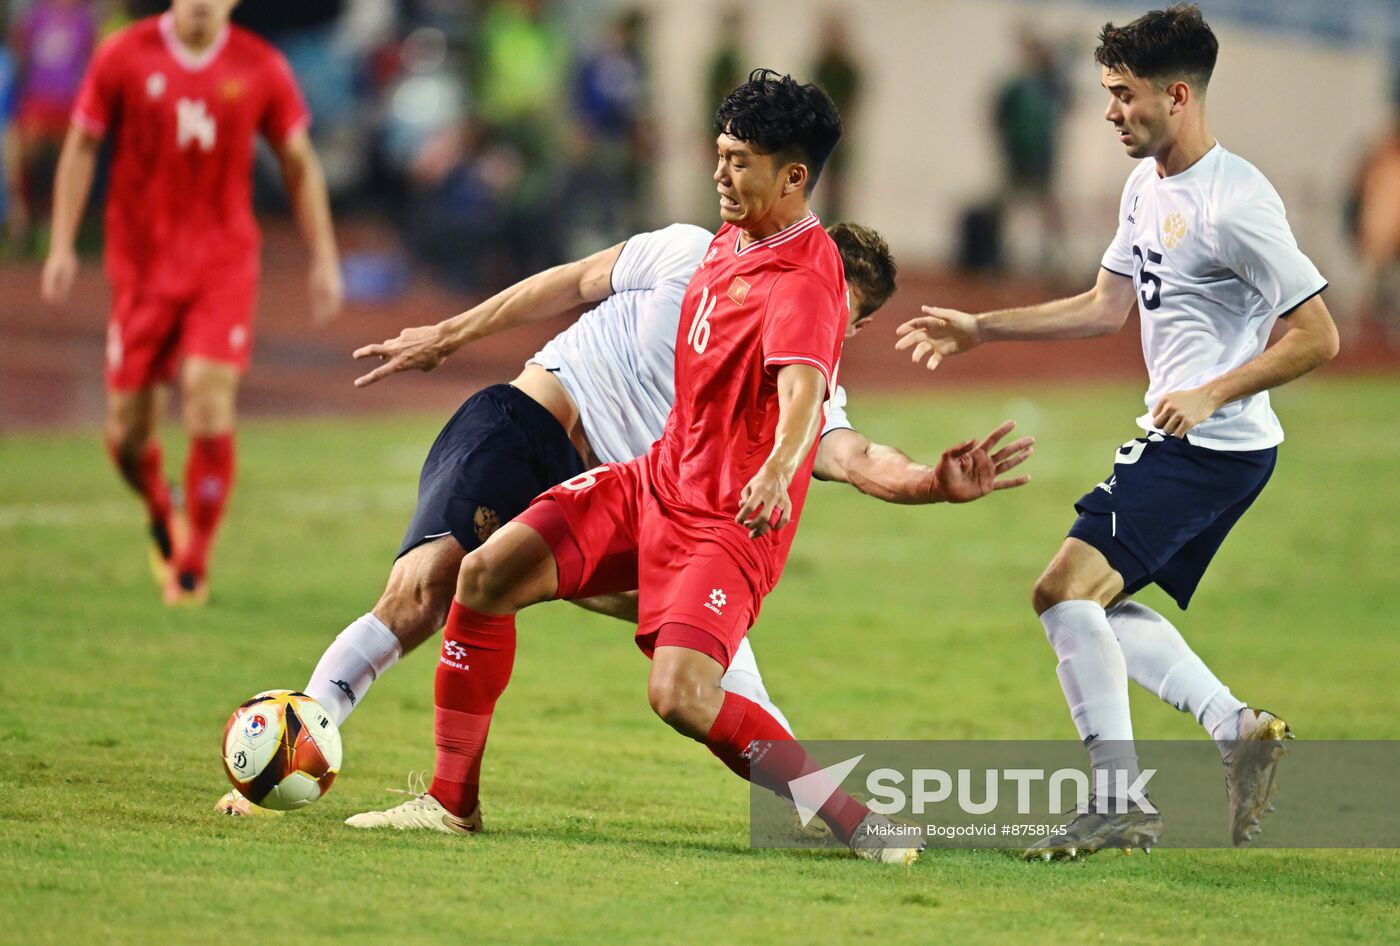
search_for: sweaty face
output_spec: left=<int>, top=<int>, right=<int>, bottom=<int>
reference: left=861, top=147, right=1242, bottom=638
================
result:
left=1101, top=66, right=1173, bottom=161
left=713, top=133, right=787, bottom=228
left=844, top=285, right=873, bottom=338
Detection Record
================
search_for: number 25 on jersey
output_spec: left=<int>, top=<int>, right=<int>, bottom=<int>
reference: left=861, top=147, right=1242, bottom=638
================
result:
left=687, top=285, right=716, bottom=354
left=1132, top=244, right=1163, bottom=311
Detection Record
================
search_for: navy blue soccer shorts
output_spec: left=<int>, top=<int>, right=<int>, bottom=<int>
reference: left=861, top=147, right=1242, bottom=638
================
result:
left=1067, top=432, right=1277, bottom=610
left=397, top=383, right=585, bottom=559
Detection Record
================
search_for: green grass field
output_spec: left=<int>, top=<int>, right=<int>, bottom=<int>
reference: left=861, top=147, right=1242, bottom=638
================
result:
left=2, top=377, right=1398, bottom=945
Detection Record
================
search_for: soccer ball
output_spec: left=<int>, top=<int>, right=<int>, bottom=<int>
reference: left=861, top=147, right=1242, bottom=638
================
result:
left=221, top=690, right=342, bottom=811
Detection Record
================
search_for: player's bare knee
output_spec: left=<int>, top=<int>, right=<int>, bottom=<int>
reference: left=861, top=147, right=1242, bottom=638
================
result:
left=454, top=549, right=525, bottom=613
left=106, top=396, right=156, bottom=456
left=1032, top=566, right=1116, bottom=615
left=372, top=583, right=445, bottom=653
left=646, top=674, right=704, bottom=733
left=183, top=394, right=235, bottom=435
left=1031, top=572, right=1068, bottom=615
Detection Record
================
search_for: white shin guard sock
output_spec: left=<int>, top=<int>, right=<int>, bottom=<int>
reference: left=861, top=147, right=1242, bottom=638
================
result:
left=1040, top=600, right=1140, bottom=799
left=304, top=613, right=403, bottom=727
left=1107, top=600, right=1246, bottom=742
left=721, top=637, right=794, bottom=736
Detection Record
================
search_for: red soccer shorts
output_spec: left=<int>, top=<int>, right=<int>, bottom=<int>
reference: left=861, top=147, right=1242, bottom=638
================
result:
left=514, top=457, right=765, bottom=669
left=105, top=269, right=258, bottom=391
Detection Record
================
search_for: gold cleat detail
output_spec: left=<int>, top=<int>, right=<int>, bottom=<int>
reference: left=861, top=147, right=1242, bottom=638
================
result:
left=1222, top=708, right=1293, bottom=846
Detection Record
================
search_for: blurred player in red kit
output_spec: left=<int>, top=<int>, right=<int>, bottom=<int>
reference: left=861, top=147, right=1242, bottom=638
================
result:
left=40, top=0, right=342, bottom=605
left=348, top=69, right=921, bottom=865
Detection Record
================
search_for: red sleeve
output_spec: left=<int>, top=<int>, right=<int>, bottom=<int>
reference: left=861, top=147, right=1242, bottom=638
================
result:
left=70, top=35, right=125, bottom=137
left=761, top=270, right=844, bottom=392
left=258, top=50, right=310, bottom=145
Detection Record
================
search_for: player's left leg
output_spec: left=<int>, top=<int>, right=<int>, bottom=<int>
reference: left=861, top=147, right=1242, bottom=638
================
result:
left=1107, top=600, right=1245, bottom=741
left=637, top=531, right=916, bottom=864
left=572, top=592, right=797, bottom=735
left=168, top=355, right=239, bottom=604
left=647, top=640, right=917, bottom=864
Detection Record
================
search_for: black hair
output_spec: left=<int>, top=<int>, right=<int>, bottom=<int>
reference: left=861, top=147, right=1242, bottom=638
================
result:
left=1094, top=4, right=1219, bottom=92
left=713, top=68, right=842, bottom=193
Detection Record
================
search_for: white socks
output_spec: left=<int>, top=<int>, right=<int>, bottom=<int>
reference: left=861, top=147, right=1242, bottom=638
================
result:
left=1040, top=600, right=1140, bottom=799
left=1107, top=600, right=1246, bottom=742
left=298, top=617, right=797, bottom=741
left=721, top=636, right=794, bottom=736
left=304, top=613, right=403, bottom=727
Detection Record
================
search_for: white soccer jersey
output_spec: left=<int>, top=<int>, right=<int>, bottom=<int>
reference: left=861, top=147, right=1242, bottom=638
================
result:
left=532, top=224, right=711, bottom=464
left=532, top=223, right=852, bottom=463
left=1101, top=144, right=1327, bottom=451
left=822, top=382, right=853, bottom=436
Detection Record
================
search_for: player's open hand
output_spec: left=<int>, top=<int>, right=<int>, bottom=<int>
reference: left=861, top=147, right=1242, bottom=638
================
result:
left=737, top=464, right=793, bottom=538
left=353, top=325, right=450, bottom=387
left=309, top=257, right=344, bottom=325
left=894, top=307, right=983, bottom=371
left=41, top=247, right=79, bottom=306
left=933, top=420, right=1034, bottom=503
left=1152, top=386, right=1220, bottom=438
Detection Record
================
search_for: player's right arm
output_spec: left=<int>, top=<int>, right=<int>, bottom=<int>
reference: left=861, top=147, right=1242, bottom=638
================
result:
left=814, top=420, right=1033, bottom=504
left=895, top=266, right=1138, bottom=371
left=42, top=29, right=121, bottom=306
left=40, top=125, right=103, bottom=305
left=352, top=242, right=624, bottom=387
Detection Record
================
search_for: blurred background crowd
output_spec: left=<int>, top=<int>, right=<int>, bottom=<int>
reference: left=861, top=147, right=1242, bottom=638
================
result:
left=2, top=0, right=1400, bottom=341
left=0, top=0, right=668, bottom=292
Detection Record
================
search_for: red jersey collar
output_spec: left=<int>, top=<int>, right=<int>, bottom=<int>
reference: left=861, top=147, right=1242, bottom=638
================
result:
left=733, top=212, right=821, bottom=256
left=159, top=11, right=231, bottom=72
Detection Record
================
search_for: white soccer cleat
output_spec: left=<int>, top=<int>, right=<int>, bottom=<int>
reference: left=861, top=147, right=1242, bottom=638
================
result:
left=215, top=787, right=280, bottom=817
left=344, top=791, right=482, bottom=835
left=848, top=812, right=924, bottom=866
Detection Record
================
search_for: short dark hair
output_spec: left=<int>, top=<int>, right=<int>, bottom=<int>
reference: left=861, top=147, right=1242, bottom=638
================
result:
left=714, top=68, right=842, bottom=193
left=1094, top=4, right=1219, bottom=92
left=828, top=223, right=896, bottom=318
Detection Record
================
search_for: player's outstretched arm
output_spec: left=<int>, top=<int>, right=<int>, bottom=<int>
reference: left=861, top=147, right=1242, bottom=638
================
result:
left=895, top=268, right=1137, bottom=372
left=274, top=129, right=343, bottom=325
left=815, top=420, right=1034, bottom=504
left=737, top=364, right=827, bottom=538
left=40, top=126, right=102, bottom=306
left=1152, top=295, right=1340, bottom=437
left=353, top=242, right=625, bottom=387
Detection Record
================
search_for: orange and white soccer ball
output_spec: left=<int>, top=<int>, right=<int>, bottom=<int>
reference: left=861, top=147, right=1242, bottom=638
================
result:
left=222, top=690, right=343, bottom=811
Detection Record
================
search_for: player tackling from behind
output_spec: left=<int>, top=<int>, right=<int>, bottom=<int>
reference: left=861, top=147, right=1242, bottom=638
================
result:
left=218, top=218, right=1034, bottom=822
left=41, top=0, right=343, bottom=605
left=899, top=4, right=1338, bottom=858
left=346, top=69, right=934, bottom=863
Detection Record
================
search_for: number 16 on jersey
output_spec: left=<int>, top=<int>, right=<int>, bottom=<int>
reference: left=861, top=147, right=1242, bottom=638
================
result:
left=687, top=285, right=716, bottom=354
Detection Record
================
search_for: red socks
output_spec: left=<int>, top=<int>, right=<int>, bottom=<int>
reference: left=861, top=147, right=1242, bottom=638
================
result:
left=430, top=601, right=518, bottom=817
left=178, top=434, right=235, bottom=579
left=106, top=438, right=174, bottom=533
left=705, top=690, right=869, bottom=843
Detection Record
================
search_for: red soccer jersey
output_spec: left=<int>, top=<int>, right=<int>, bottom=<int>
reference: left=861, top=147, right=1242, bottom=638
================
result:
left=650, top=212, right=847, bottom=589
left=71, top=14, right=309, bottom=292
